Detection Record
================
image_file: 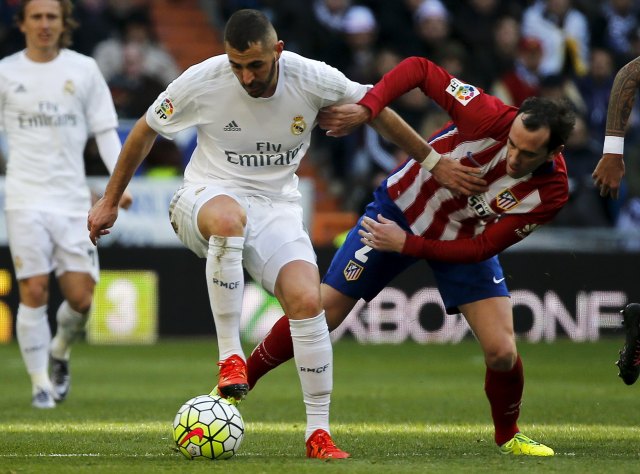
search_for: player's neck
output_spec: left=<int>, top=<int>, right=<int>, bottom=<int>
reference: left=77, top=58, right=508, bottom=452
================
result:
left=24, top=46, right=61, bottom=63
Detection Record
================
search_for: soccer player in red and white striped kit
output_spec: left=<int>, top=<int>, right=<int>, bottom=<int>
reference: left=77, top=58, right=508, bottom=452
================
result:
left=247, top=56, right=576, bottom=456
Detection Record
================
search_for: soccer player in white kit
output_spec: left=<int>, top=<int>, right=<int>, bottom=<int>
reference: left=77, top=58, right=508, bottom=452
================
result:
left=88, top=9, right=485, bottom=458
left=0, top=0, right=132, bottom=409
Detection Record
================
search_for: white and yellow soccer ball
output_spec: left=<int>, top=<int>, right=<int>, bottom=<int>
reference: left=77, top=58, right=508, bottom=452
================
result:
left=173, top=394, right=244, bottom=460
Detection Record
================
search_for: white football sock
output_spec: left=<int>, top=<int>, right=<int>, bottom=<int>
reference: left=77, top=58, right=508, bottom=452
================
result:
left=16, top=304, right=52, bottom=391
left=50, top=301, right=89, bottom=360
left=289, top=312, right=332, bottom=440
left=206, top=235, right=245, bottom=361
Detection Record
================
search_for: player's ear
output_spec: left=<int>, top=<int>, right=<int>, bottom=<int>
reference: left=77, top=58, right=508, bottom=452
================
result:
left=548, top=144, right=564, bottom=161
left=274, top=40, right=284, bottom=60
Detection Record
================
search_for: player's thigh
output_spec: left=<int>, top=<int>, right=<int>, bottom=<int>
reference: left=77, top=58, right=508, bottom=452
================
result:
left=460, top=296, right=515, bottom=343
left=243, top=200, right=317, bottom=295
left=51, top=214, right=100, bottom=282
left=460, top=296, right=516, bottom=367
left=58, top=271, right=96, bottom=310
left=322, top=212, right=416, bottom=302
left=429, top=256, right=509, bottom=315
left=5, top=210, right=55, bottom=279
left=169, top=185, right=245, bottom=257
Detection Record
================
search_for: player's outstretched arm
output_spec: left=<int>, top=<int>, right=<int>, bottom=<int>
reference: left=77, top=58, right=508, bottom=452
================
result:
left=427, top=156, right=487, bottom=196
left=361, top=213, right=534, bottom=263
left=593, top=56, right=640, bottom=199
left=318, top=103, right=371, bottom=137
left=320, top=105, right=488, bottom=196
left=88, top=116, right=158, bottom=244
left=370, top=108, right=488, bottom=196
left=93, top=129, right=135, bottom=209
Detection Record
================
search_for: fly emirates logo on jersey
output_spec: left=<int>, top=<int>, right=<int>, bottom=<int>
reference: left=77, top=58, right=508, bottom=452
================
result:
left=225, top=141, right=304, bottom=167
left=18, top=100, right=77, bottom=129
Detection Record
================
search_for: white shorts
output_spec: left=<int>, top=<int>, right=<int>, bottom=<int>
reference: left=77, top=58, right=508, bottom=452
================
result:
left=5, top=209, right=99, bottom=281
left=169, top=185, right=317, bottom=294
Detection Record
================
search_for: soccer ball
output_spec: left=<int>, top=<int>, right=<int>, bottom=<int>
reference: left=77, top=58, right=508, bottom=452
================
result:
left=173, top=394, right=244, bottom=460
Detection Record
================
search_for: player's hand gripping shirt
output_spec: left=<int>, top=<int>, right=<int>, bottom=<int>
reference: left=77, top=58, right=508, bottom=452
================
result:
left=0, top=50, right=119, bottom=215
left=359, top=57, right=569, bottom=263
left=146, top=51, right=369, bottom=201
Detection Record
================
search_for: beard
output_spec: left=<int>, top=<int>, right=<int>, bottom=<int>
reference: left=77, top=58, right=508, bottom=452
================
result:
left=244, top=58, right=278, bottom=97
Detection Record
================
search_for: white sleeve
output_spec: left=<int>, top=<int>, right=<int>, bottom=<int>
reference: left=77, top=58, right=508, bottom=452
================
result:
left=95, top=128, right=122, bottom=174
left=146, top=65, right=202, bottom=139
left=313, top=61, right=370, bottom=108
left=85, top=58, right=119, bottom=134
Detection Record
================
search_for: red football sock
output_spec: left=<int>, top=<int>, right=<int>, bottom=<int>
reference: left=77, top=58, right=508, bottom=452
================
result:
left=484, top=355, right=523, bottom=446
left=247, top=315, right=293, bottom=389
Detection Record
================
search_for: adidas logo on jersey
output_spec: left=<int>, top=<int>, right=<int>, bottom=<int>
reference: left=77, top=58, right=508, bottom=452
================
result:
left=223, top=120, right=241, bottom=131
left=15, top=84, right=26, bottom=93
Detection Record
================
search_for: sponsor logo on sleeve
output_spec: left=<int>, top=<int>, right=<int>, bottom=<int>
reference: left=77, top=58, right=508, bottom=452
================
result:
left=446, top=78, right=479, bottom=106
left=515, top=223, right=540, bottom=239
left=154, top=97, right=174, bottom=120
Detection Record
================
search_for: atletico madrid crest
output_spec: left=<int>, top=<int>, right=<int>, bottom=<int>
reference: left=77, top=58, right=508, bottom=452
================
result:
left=343, top=260, right=364, bottom=281
left=495, top=189, right=519, bottom=210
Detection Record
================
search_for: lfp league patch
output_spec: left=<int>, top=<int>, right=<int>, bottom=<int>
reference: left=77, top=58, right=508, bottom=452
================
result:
left=446, top=78, right=479, bottom=106
left=154, top=96, right=175, bottom=120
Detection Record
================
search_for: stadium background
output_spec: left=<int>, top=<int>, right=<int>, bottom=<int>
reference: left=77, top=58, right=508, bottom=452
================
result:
left=1, top=0, right=640, bottom=347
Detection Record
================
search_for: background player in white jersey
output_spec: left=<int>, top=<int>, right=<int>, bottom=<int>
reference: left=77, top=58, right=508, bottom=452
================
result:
left=0, top=0, right=132, bottom=409
left=246, top=57, right=576, bottom=457
left=87, top=9, right=485, bottom=459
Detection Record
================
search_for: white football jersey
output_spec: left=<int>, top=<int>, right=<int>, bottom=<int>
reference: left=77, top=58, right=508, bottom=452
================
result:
left=0, top=50, right=118, bottom=215
left=146, top=51, right=369, bottom=201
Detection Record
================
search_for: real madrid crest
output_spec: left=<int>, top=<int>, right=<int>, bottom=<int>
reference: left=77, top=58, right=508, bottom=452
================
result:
left=63, top=80, right=75, bottom=95
left=290, top=115, right=306, bottom=135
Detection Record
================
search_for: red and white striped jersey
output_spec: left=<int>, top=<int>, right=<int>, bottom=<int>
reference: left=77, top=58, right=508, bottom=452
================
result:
left=359, top=57, right=569, bottom=263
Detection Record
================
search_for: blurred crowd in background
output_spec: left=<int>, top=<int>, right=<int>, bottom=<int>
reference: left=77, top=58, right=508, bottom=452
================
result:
left=2, top=0, right=640, bottom=229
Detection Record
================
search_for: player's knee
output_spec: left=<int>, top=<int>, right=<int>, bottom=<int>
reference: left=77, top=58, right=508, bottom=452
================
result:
left=484, top=346, right=517, bottom=371
left=19, top=278, right=48, bottom=306
left=284, top=291, right=322, bottom=319
left=199, top=200, right=246, bottom=238
left=206, top=217, right=245, bottom=237
left=67, top=293, right=93, bottom=315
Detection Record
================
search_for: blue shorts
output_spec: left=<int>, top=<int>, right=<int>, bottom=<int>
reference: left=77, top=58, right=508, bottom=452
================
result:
left=322, top=187, right=510, bottom=314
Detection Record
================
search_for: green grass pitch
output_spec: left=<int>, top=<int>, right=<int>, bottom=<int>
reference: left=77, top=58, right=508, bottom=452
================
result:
left=1, top=338, right=639, bottom=473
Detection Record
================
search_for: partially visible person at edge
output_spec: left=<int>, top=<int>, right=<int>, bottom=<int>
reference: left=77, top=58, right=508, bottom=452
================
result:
left=86, top=9, right=486, bottom=459
left=246, top=55, right=576, bottom=457
left=0, top=0, right=132, bottom=409
left=592, top=56, right=640, bottom=387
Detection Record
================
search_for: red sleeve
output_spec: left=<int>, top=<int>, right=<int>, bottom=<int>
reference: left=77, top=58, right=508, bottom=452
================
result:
left=359, top=56, right=516, bottom=138
left=401, top=214, right=541, bottom=263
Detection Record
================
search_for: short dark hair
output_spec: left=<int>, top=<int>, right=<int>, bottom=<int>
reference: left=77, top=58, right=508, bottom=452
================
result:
left=16, top=0, right=78, bottom=48
left=517, top=97, right=576, bottom=152
left=224, top=9, right=276, bottom=52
